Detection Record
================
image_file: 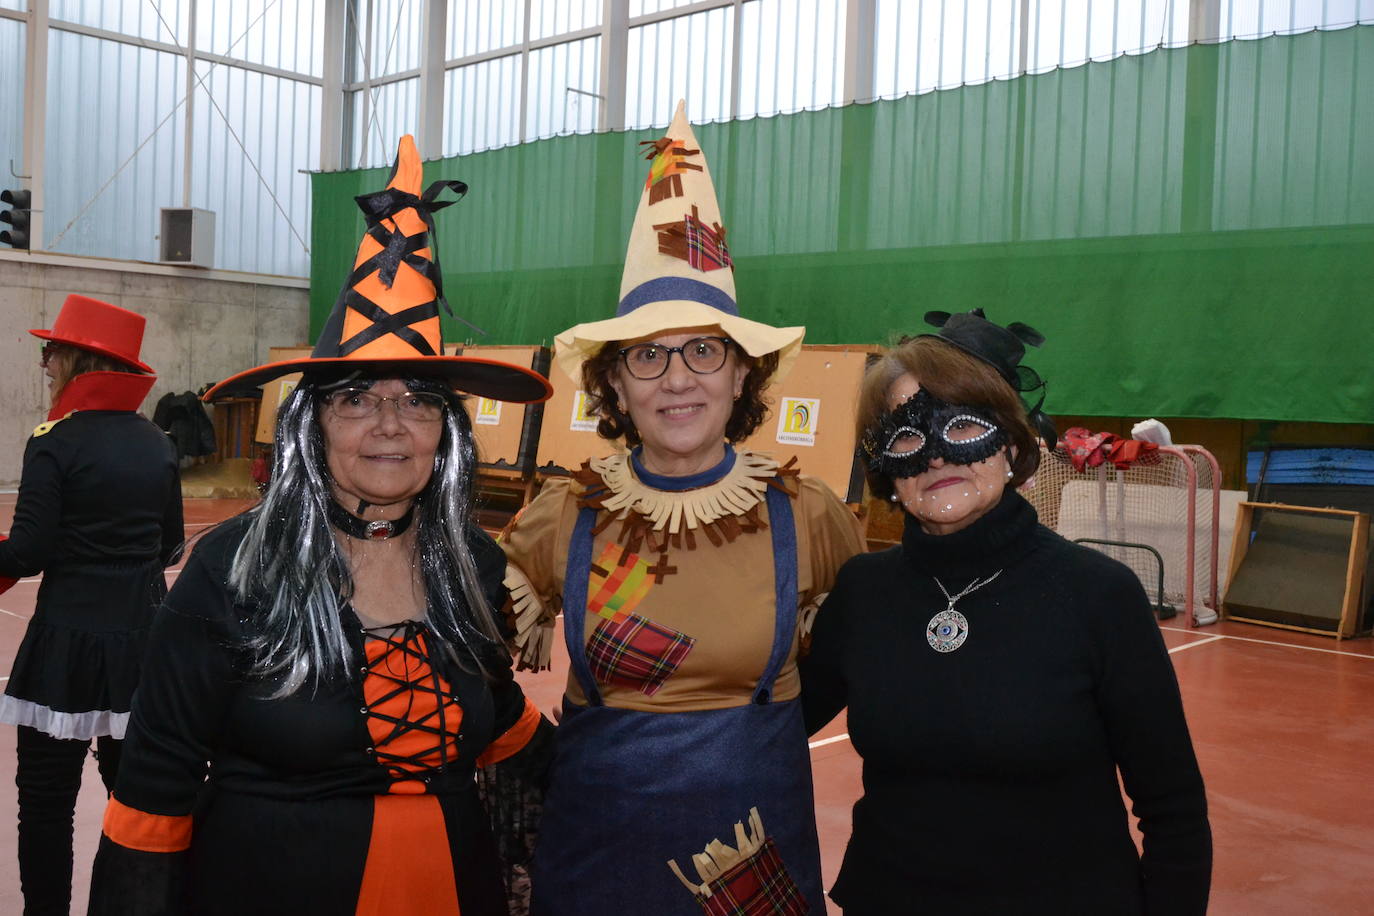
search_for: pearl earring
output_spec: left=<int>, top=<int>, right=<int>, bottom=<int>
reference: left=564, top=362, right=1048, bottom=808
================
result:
left=1005, top=469, right=1014, bottom=479
left=889, top=493, right=899, bottom=503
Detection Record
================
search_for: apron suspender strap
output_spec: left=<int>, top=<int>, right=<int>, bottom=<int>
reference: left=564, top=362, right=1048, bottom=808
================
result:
left=754, top=484, right=798, bottom=704
left=561, top=484, right=800, bottom=707
left=562, top=507, right=604, bottom=705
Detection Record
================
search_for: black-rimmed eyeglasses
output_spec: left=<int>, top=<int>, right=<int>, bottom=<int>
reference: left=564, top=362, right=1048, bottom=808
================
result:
left=617, top=336, right=733, bottom=380
left=323, top=388, right=447, bottom=422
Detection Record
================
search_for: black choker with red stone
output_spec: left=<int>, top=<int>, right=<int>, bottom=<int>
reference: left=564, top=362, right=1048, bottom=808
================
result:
left=326, top=500, right=415, bottom=540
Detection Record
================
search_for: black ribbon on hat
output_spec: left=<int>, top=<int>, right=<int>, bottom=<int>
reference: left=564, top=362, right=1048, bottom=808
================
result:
left=317, top=179, right=486, bottom=359
left=921, top=308, right=1057, bottom=444
left=354, top=179, right=468, bottom=316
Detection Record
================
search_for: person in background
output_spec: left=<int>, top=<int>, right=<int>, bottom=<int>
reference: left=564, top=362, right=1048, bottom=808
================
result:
left=501, top=101, right=864, bottom=915
left=0, top=294, right=182, bottom=916
left=802, top=309, right=1212, bottom=915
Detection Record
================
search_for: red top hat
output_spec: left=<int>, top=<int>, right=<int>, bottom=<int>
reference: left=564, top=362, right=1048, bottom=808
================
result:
left=30, top=295, right=154, bottom=374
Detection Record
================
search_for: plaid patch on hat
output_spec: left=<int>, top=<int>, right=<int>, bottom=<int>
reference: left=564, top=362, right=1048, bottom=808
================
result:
left=684, top=210, right=732, bottom=272
left=587, top=541, right=656, bottom=623
left=693, top=838, right=808, bottom=916
left=586, top=613, right=695, bottom=696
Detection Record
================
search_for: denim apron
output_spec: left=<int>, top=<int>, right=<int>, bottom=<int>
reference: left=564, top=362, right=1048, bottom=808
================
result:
left=530, top=482, right=824, bottom=915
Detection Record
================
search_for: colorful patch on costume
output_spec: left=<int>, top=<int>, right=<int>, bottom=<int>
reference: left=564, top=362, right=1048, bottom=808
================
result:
left=586, top=613, right=695, bottom=696
left=641, top=136, right=703, bottom=204
left=654, top=205, right=733, bottom=273
left=690, top=838, right=808, bottom=916
left=587, top=541, right=656, bottom=622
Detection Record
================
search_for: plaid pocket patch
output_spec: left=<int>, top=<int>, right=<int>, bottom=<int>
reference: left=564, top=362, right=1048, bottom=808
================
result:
left=693, top=838, right=808, bottom=916
left=586, top=613, right=695, bottom=696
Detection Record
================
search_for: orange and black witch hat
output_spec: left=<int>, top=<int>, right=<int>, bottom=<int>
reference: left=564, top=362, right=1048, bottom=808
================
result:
left=203, top=135, right=551, bottom=404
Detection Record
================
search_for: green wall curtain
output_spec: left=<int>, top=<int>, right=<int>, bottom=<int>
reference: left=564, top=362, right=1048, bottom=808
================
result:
left=312, top=26, right=1374, bottom=424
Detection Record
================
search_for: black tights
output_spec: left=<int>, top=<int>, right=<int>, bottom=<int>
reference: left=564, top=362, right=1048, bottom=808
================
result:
left=15, top=725, right=122, bottom=916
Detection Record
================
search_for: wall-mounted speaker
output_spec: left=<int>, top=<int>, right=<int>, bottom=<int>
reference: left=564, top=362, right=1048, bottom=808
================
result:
left=159, top=208, right=216, bottom=268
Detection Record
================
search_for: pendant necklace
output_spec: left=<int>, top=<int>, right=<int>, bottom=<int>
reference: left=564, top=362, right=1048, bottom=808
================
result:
left=927, top=569, right=1003, bottom=653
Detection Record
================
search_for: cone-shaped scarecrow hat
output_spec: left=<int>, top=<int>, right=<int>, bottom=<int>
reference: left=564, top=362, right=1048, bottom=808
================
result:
left=553, top=101, right=803, bottom=381
left=204, top=135, right=552, bottom=403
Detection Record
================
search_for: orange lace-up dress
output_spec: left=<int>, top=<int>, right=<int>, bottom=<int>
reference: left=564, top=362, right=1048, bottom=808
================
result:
left=88, top=514, right=549, bottom=916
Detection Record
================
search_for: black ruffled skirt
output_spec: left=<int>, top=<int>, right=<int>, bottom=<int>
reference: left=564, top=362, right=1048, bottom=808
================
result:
left=0, top=557, right=165, bottom=740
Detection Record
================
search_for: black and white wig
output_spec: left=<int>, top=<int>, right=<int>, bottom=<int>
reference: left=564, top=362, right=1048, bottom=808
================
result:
left=228, top=373, right=505, bottom=696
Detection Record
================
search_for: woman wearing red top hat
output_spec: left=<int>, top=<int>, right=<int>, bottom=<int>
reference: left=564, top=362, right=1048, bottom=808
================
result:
left=0, top=295, right=183, bottom=916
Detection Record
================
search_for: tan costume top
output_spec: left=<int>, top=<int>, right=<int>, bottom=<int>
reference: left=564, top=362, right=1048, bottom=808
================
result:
left=500, top=449, right=864, bottom=712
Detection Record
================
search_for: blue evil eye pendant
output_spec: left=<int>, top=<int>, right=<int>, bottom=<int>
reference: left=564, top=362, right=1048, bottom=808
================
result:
left=926, top=609, right=969, bottom=652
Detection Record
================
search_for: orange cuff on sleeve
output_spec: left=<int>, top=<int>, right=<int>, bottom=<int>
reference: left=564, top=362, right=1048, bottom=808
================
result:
left=477, top=697, right=542, bottom=768
left=102, top=796, right=193, bottom=853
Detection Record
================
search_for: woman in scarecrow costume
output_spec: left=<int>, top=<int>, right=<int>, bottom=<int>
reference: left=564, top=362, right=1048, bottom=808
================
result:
left=500, top=101, right=865, bottom=915
left=88, top=136, right=556, bottom=916
left=0, top=296, right=182, bottom=916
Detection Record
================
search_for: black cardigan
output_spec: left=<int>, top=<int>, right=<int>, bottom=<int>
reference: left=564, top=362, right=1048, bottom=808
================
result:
left=802, top=489, right=1211, bottom=915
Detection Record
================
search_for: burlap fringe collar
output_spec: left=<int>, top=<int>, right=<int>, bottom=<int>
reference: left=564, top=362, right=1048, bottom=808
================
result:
left=574, top=451, right=799, bottom=555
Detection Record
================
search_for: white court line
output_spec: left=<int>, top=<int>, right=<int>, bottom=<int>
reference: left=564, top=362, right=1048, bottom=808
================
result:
left=1165, top=626, right=1374, bottom=659
left=0, top=607, right=28, bottom=620
left=1167, top=635, right=1224, bottom=654
left=809, top=733, right=850, bottom=750
left=1204, top=631, right=1374, bottom=660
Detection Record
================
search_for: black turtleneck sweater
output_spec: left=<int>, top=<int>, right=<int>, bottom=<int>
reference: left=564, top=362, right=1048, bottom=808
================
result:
left=801, top=490, right=1211, bottom=915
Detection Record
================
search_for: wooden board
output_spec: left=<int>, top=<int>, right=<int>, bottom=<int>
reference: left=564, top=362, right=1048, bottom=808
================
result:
left=1222, top=501, right=1370, bottom=638
left=211, top=398, right=259, bottom=460
left=251, top=347, right=314, bottom=444
left=738, top=345, right=878, bottom=502
left=447, top=344, right=548, bottom=469
left=253, top=375, right=301, bottom=443
left=533, top=358, right=624, bottom=472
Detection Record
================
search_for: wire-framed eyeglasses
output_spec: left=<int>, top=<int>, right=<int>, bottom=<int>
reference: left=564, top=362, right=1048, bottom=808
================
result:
left=617, top=336, right=733, bottom=380
left=323, top=388, right=447, bottom=422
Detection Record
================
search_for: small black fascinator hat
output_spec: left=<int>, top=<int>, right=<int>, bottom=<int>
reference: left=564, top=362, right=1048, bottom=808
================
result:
left=919, top=308, right=1057, bottom=444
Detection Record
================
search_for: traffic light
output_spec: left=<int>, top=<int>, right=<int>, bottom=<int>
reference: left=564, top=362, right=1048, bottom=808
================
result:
left=1, top=188, right=32, bottom=249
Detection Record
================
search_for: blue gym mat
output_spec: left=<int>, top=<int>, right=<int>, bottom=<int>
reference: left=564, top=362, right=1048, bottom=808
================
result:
left=1246, top=448, right=1374, bottom=486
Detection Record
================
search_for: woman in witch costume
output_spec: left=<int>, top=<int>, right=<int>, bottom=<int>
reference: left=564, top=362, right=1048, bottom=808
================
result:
left=87, top=137, right=555, bottom=916
left=0, top=295, right=182, bottom=916
left=801, top=310, right=1212, bottom=915
left=500, top=102, right=865, bottom=915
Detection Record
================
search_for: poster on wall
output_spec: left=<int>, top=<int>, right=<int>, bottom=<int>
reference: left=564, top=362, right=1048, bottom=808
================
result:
left=474, top=398, right=502, bottom=425
left=776, top=396, right=821, bottom=447
left=570, top=391, right=599, bottom=431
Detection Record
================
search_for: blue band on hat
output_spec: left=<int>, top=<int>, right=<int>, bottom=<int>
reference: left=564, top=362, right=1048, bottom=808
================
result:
left=616, top=277, right=738, bottom=317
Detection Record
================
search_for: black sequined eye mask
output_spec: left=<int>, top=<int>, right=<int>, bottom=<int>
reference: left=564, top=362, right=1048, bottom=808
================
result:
left=860, top=388, right=1008, bottom=478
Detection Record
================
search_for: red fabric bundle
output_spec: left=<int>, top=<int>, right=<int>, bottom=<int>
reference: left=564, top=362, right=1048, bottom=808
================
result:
left=1059, top=427, right=1159, bottom=472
